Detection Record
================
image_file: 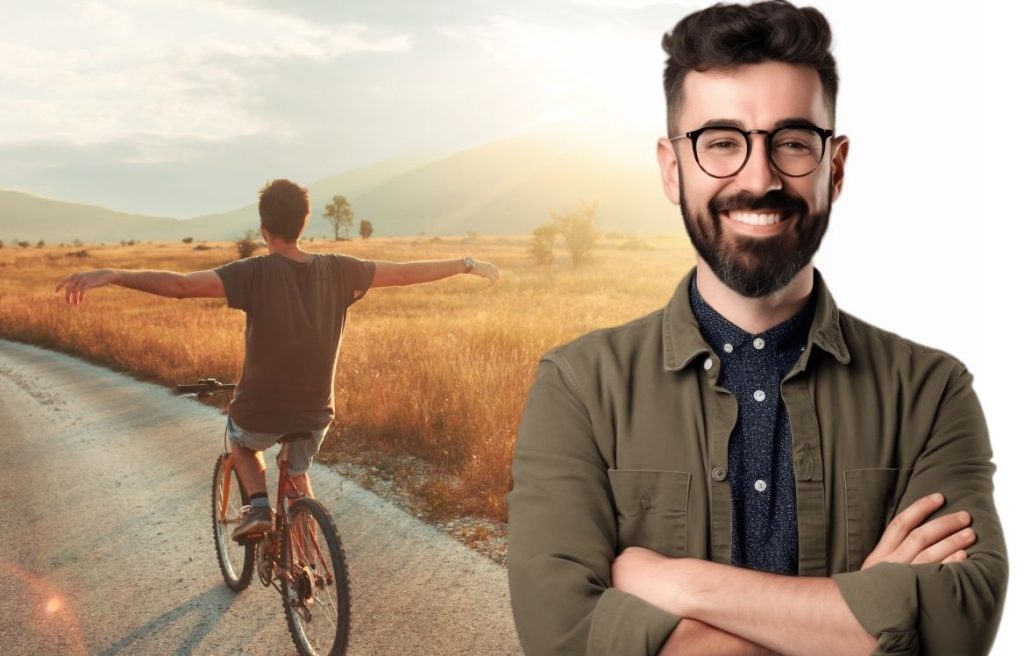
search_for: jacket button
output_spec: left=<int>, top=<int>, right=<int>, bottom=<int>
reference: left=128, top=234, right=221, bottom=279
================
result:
left=711, top=466, right=727, bottom=481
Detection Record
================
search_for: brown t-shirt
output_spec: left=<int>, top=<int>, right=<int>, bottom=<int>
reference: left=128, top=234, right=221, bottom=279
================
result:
left=214, top=252, right=376, bottom=433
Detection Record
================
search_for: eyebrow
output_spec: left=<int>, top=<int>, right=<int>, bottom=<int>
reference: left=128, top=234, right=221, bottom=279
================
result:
left=697, top=117, right=820, bottom=129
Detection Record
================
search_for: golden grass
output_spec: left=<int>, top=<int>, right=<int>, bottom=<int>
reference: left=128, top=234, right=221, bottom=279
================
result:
left=0, top=236, right=695, bottom=521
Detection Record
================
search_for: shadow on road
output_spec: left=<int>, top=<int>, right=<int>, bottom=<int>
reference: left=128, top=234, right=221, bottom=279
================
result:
left=99, top=585, right=242, bottom=656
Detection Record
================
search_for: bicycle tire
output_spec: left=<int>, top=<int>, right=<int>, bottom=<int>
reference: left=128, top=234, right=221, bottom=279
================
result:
left=211, top=453, right=254, bottom=591
left=281, top=497, right=351, bottom=656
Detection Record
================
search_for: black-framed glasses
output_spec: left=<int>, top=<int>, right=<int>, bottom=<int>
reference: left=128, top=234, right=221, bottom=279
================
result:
left=669, top=124, right=834, bottom=178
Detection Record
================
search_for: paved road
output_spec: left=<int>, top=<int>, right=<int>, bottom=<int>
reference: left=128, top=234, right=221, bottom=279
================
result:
left=0, top=338, right=522, bottom=655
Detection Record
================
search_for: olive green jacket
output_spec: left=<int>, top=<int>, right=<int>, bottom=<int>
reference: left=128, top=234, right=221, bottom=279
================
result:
left=508, top=266, right=1007, bottom=655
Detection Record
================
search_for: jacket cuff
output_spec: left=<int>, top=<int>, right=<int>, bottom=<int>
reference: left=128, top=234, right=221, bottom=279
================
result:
left=832, top=563, right=920, bottom=655
left=586, top=587, right=681, bottom=656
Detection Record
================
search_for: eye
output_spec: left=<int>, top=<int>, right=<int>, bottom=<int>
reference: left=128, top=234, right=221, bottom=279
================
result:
left=775, top=140, right=812, bottom=151
left=704, top=138, right=743, bottom=152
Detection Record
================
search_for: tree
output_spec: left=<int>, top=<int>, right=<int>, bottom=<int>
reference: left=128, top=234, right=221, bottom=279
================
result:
left=529, top=223, right=559, bottom=266
left=236, top=229, right=262, bottom=259
left=182, top=237, right=194, bottom=244
left=553, top=201, right=600, bottom=267
left=359, top=219, right=374, bottom=240
left=323, top=195, right=354, bottom=241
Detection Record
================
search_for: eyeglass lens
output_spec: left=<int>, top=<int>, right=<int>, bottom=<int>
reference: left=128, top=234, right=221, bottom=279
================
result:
left=695, top=128, right=825, bottom=177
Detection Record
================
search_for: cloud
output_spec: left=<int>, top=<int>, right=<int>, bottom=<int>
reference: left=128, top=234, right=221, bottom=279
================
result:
left=0, top=0, right=411, bottom=150
left=438, top=15, right=666, bottom=132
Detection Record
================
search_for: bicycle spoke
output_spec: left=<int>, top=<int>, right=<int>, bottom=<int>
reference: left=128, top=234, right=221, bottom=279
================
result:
left=211, top=453, right=254, bottom=591
left=281, top=498, right=350, bottom=656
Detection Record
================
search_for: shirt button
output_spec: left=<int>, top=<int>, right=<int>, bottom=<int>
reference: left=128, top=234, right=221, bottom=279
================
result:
left=753, top=390, right=766, bottom=402
left=753, top=337, right=766, bottom=350
left=723, top=343, right=734, bottom=353
left=754, top=479, right=767, bottom=492
left=711, top=466, right=727, bottom=481
left=703, top=357, right=713, bottom=370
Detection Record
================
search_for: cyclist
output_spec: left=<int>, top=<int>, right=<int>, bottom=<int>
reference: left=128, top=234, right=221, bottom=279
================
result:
left=56, top=178, right=499, bottom=540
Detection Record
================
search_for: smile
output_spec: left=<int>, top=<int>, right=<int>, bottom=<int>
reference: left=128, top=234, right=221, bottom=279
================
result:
left=722, top=211, right=790, bottom=226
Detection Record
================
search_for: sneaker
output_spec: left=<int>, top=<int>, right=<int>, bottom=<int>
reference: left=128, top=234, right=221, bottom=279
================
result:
left=232, top=505, right=273, bottom=542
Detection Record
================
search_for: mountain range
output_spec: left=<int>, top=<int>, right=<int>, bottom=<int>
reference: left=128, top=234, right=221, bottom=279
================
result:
left=1, top=131, right=682, bottom=243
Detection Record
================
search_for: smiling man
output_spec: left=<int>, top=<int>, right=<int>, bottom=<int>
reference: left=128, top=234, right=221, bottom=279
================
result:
left=508, top=2, right=1007, bottom=655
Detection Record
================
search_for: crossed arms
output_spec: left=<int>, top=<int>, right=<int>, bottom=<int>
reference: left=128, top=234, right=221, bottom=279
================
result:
left=508, top=359, right=1007, bottom=656
left=613, top=492, right=972, bottom=656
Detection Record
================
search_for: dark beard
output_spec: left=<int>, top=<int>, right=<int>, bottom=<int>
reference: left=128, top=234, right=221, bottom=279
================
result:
left=678, top=169, right=832, bottom=298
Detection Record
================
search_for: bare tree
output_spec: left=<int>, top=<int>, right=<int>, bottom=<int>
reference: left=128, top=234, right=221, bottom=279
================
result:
left=323, top=195, right=355, bottom=241
left=236, top=229, right=262, bottom=259
left=554, top=201, right=600, bottom=267
left=529, top=223, right=559, bottom=265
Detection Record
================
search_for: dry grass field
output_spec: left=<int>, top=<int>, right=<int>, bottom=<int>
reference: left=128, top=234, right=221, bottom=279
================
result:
left=0, top=234, right=695, bottom=523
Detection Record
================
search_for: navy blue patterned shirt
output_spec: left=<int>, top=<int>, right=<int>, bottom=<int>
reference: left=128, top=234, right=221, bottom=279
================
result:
left=689, top=274, right=816, bottom=574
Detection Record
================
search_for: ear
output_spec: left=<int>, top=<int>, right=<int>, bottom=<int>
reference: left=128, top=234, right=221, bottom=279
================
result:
left=829, top=135, right=850, bottom=201
left=657, top=137, right=682, bottom=205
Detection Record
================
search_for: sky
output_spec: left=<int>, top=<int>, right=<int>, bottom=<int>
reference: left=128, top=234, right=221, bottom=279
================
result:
left=1, top=0, right=681, bottom=218
left=3, top=2, right=1023, bottom=650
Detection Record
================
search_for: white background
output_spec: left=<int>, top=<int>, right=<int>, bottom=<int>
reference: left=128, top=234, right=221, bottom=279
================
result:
left=806, top=2, right=1020, bottom=653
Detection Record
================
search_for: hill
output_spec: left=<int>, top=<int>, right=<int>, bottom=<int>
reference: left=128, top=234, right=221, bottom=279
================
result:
left=0, top=190, right=185, bottom=244
left=1, top=130, right=681, bottom=242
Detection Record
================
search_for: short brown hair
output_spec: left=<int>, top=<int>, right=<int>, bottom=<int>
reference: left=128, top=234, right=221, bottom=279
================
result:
left=258, top=179, right=309, bottom=242
left=662, top=0, right=838, bottom=133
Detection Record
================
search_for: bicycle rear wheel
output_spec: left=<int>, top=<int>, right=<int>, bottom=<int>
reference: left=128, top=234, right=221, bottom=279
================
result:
left=281, top=497, right=351, bottom=656
left=211, top=453, right=254, bottom=591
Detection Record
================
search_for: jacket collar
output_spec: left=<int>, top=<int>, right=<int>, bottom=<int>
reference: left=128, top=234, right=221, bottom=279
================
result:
left=662, top=265, right=850, bottom=372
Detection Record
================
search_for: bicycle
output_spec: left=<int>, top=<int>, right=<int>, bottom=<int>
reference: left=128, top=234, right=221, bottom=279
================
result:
left=176, top=378, right=351, bottom=656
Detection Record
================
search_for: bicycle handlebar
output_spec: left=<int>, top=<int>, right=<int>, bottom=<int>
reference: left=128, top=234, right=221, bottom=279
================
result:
left=176, top=378, right=236, bottom=398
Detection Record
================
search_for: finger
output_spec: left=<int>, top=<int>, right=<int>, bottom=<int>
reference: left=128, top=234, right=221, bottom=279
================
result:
left=54, top=275, right=70, bottom=293
left=893, top=511, right=972, bottom=563
left=941, top=550, right=968, bottom=564
left=872, top=493, right=946, bottom=557
left=910, top=527, right=976, bottom=565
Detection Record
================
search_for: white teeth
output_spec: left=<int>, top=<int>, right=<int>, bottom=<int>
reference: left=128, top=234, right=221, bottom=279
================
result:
left=728, top=212, right=783, bottom=226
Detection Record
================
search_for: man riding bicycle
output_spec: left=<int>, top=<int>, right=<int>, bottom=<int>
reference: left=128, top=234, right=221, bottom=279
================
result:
left=56, top=178, right=500, bottom=540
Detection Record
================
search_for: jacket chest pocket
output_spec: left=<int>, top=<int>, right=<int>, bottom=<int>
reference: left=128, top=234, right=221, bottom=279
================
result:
left=843, top=467, right=914, bottom=571
left=608, top=469, right=691, bottom=558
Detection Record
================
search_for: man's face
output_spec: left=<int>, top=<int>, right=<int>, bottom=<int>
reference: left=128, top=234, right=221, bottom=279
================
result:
left=657, top=61, right=849, bottom=298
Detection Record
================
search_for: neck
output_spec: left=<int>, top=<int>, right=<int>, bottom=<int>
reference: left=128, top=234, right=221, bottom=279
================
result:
left=694, top=259, right=814, bottom=335
left=266, top=238, right=309, bottom=261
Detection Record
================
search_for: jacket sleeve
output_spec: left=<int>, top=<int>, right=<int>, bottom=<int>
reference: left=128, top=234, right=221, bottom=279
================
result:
left=832, top=365, right=1009, bottom=655
left=508, top=356, right=681, bottom=656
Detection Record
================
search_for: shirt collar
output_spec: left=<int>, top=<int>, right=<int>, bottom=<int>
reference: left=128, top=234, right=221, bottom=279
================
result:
left=662, top=266, right=851, bottom=372
left=688, top=274, right=815, bottom=357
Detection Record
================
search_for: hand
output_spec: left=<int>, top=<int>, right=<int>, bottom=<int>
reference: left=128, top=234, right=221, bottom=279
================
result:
left=54, top=269, right=116, bottom=305
left=468, top=260, right=499, bottom=285
left=611, top=546, right=683, bottom=614
left=861, top=493, right=974, bottom=570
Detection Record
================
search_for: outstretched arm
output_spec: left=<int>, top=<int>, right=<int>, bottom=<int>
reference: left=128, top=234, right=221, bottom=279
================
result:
left=369, top=258, right=499, bottom=288
left=55, top=269, right=224, bottom=304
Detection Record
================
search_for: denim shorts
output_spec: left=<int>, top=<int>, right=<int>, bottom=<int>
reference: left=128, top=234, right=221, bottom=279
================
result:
left=226, top=416, right=330, bottom=476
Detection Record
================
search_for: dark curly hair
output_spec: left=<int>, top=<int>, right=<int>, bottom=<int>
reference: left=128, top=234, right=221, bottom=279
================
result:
left=258, top=179, right=309, bottom=242
left=662, top=0, right=838, bottom=133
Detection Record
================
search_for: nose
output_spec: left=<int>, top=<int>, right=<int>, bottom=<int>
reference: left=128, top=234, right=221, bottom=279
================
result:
left=734, top=131, right=782, bottom=196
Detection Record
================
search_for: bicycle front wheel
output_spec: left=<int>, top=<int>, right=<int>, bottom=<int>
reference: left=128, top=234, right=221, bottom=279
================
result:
left=281, top=497, right=351, bottom=656
left=211, top=453, right=254, bottom=591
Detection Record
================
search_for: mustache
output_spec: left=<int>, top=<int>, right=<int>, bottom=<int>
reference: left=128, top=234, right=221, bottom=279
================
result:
left=710, top=190, right=807, bottom=216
